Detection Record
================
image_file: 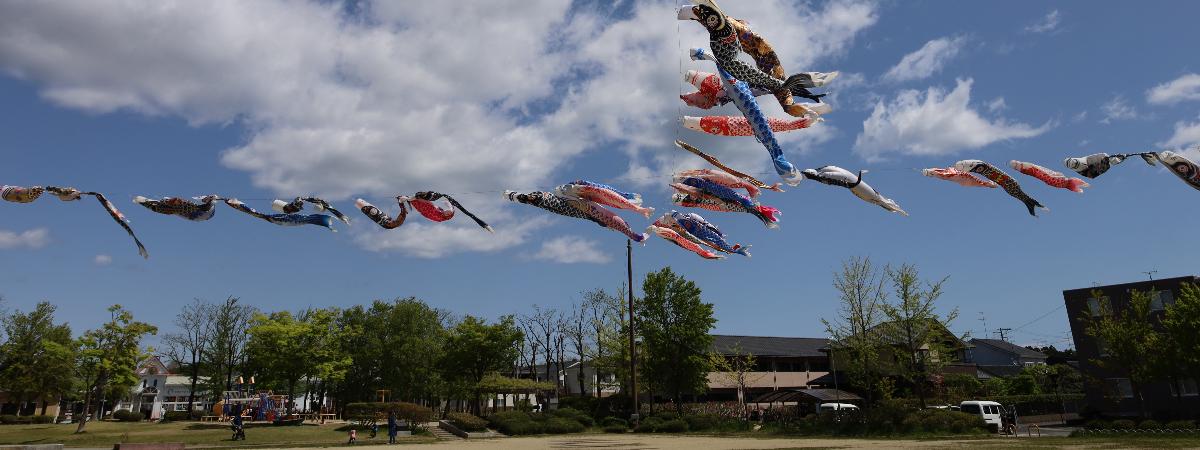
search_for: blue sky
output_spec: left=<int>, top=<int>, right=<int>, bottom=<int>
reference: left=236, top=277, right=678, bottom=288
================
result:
left=2, top=1, right=1199, bottom=350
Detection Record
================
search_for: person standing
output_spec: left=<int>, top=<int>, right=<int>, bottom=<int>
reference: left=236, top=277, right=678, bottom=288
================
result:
left=387, top=412, right=398, bottom=444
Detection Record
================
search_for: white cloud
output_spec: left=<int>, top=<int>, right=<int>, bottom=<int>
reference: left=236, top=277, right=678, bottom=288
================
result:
left=1099, top=96, right=1137, bottom=124
left=93, top=254, right=112, bottom=265
left=1147, top=74, right=1200, bottom=105
left=883, top=36, right=966, bottom=82
left=1072, top=110, right=1088, bottom=123
left=1025, top=10, right=1060, bottom=34
left=986, top=97, right=1007, bottom=113
left=853, top=78, right=1051, bottom=160
left=0, top=0, right=878, bottom=256
left=531, top=236, right=612, bottom=264
left=1161, top=118, right=1200, bottom=154
left=352, top=215, right=552, bottom=259
left=0, top=228, right=50, bottom=249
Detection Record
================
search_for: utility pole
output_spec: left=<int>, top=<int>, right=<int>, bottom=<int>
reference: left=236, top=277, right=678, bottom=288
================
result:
left=978, top=312, right=987, bottom=340
left=626, top=239, right=638, bottom=423
left=994, top=328, right=1012, bottom=342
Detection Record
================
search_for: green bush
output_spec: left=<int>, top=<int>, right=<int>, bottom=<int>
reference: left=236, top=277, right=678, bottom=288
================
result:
left=602, top=424, right=628, bottom=433
left=1138, top=419, right=1162, bottom=429
left=557, top=396, right=598, bottom=415
left=634, top=417, right=663, bottom=433
left=543, top=417, right=585, bottom=434
left=1165, top=420, right=1195, bottom=429
left=658, top=418, right=689, bottom=433
left=1084, top=419, right=1109, bottom=430
left=161, top=410, right=204, bottom=422
left=552, top=408, right=594, bottom=427
left=652, top=411, right=680, bottom=421
left=446, top=412, right=488, bottom=432
left=1110, top=419, right=1136, bottom=429
left=344, top=402, right=434, bottom=424
left=112, top=410, right=143, bottom=422
left=488, top=411, right=541, bottom=435
left=682, top=413, right=720, bottom=431
left=30, top=415, right=55, bottom=424
left=600, top=417, right=627, bottom=427
left=0, top=415, right=17, bottom=425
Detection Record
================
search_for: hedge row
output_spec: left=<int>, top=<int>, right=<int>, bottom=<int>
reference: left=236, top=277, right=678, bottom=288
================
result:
left=343, top=402, right=434, bottom=423
left=1084, top=419, right=1196, bottom=430
left=486, top=409, right=589, bottom=435
left=446, top=412, right=488, bottom=432
left=0, top=415, right=56, bottom=425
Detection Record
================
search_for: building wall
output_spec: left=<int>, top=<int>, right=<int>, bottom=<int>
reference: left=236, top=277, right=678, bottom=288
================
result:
left=1064, top=276, right=1200, bottom=418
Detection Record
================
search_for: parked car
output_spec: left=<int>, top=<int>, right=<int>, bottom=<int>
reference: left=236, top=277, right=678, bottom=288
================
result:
left=959, top=400, right=1005, bottom=433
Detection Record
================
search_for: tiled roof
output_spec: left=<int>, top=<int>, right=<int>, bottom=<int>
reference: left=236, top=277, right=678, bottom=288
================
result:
left=970, top=338, right=1047, bottom=359
left=710, top=335, right=829, bottom=357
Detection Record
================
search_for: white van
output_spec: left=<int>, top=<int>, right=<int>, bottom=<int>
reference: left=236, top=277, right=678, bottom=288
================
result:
left=818, top=403, right=859, bottom=413
left=959, top=400, right=1003, bottom=432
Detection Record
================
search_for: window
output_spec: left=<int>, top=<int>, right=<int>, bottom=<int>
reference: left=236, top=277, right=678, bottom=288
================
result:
left=1105, top=378, right=1134, bottom=398
left=1170, top=379, right=1199, bottom=397
left=961, top=404, right=980, bottom=415
left=1087, top=297, right=1109, bottom=316
left=1096, top=338, right=1109, bottom=357
left=1150, top=291, right=1175, bottom=312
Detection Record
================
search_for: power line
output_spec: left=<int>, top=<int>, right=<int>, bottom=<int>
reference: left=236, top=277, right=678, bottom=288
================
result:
left=1012, top=304, right=1065, bottom=332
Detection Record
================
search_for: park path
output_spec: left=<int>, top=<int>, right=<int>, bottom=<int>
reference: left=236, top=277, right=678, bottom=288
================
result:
left=285, top=434, right=987, bottom=449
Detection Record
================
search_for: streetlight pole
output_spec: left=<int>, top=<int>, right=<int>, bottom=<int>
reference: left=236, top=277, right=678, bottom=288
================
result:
left=627, top=239, right=638, bottom=422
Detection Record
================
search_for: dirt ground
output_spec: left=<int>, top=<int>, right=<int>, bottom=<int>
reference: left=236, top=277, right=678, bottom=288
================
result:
left=275, top=435, right=1035, bottom=450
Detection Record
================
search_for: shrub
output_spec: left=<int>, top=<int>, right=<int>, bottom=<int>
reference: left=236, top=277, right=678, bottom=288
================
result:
left=344, top=402, right=434, bottom=424
left=600, top=417, right=627, bottom=428
left=553, top=408, right=595, bottom=428
left=543, top=417, right=585, bottom=434
left=112, top=410, right=143, bottom=422
left=683, top=413, right=720, bottom=431
left=161, top=410, right=203, bottom=422
left=0, top=415, right=17, bottom=425
left=1084, top=419, right=1110, bottom=430
left=557, top=396, right=598, bottom=415
left=446, top=412, right=488, bottom=432
left=488, top=411, right=541, bottom=435
left=603, top=424, right=628, bottom=433
left=1138, top=419, right=1162, bottom=430
left=634, top=417, right=663, bottom=433
left=658, top=419, right=689, bottom=433
left=652, top=411, right=680, bottom=421
left=1110, top=419, right=1136, bottom=429
left=1166, top=420, right=1195, bottom=429
left=30, top=415, right=55, bottom=424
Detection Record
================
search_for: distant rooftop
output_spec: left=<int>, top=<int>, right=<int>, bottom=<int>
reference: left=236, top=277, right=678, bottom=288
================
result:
left=970, top=338, right=1047, bottom=360
left=711, top=335, right=828, bottom=358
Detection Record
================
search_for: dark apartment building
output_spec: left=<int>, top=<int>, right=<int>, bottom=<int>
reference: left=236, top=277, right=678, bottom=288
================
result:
left=1063, top=275, right=1200, bottom=418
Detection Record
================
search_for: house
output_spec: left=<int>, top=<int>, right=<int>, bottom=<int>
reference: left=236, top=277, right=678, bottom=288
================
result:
left=1063, top=275, right=1200, bottom=418
left=515, top=360, right=619, bottom=397
left=968, top=338, right=1047, bottom=367
left=114, top=356, right=212, bottom=420
left=706, top=335, right=832, bottom=401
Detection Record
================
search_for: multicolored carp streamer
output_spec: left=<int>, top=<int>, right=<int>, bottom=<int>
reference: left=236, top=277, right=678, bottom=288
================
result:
left=922, top=168, right=998, bottom=188
left=682, top=115, right=816, bottom=137
left=1150, top=151, right=1200, bottom=191
left=402, top=191, right=493, bottom=232
left=726, top=17, right=835, bottom=116
left=677, top=169, right=762, bottom=199
left=955, top=160, right=1047, bottom=216
left=1, top=185, right=44, bottom=203
left=135, top=195, right=220, bottom=221
left=802, top=166, right=908, bottom=216
left=690, top=48, right=805, bottom=186
left=356, top=197, right=408, bottom=230
left=87, top=192, right=149, bottom=259
left=223, top=198, right=335, bottom=231
left=674, top=140, right=783, bottom=193
left=1063, top=152, right=1157, bottom=179
left=1009, top=161, right=1090, bottom=193
left=680, top=70, right=834, bottom=115
left=505, top=191, right=646, bottom=242
left=647, top=218, right=723, bottom=260
left=671, top=176, right=780, bottom=228
left=669, top=210, right=749, bottom=257
left=556, top=181, right=654, bottom=218
left=2, top=185, right=147, bottom=258
left=272, top=197, right=351, bottom=225
left=677, top=1, right=829, bottom=114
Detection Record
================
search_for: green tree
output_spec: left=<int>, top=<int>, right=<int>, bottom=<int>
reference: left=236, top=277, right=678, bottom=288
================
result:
left=0, top=301, right=76, bottom=416
left=1082, top=289, right=1156, bottom=418
left=75, top=305, right=157, bottom=433
left=1159, top=283, right=1200, bottom=411
left=440, top=315, right=523, bottom=415
left=201, top=296, right=255, bottom=399
left=589, top=286, right=630, bottom=399
left=708, top=343, right=760, bottom=417
left=878, top=264, right=957, bottom=408
left=163, top=298, right=213, bottom=416
left=823, top=256, right=887, bottom=403
left=637, top=267, right=716, bottom=413
left=245, top=310, right=330, bottom=415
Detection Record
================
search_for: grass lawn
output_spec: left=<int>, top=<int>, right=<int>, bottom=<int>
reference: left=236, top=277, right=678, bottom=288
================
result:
left=0, top=421, right=437, bottom=448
